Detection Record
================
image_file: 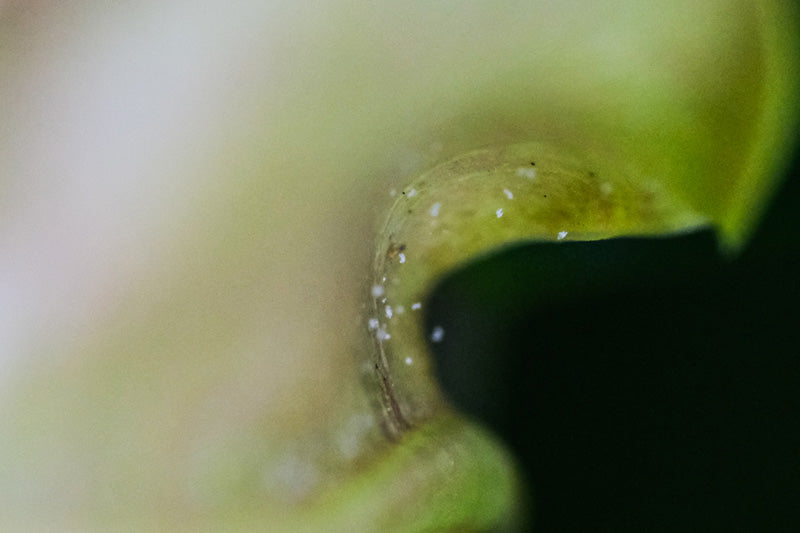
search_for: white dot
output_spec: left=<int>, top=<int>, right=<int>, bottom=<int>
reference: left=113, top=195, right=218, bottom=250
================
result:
left=398, top=253, right=406, bottom=264
left=557, top=231, right=568, bottom=240
left=411, top=302, right=422, bottom=310
left=376, top=327, right=391, bottom=341
left=503, top=188, right=514, bottom=199
left=368, top=318, right=379, bottom=330
left=407, top=188, right=417, bottom=197
left=405, top=357, right=413, bottom=365
left=430, top=202, right=441, bottom=217
left=385, top=305, right=393, bottom=319
left=431, top=326, right=445, bottom=343
left=496, top=208, right=503, bottom=218
left=516, top=167, right=537, bottom=179
left=371, top=285, right=385, bottom=298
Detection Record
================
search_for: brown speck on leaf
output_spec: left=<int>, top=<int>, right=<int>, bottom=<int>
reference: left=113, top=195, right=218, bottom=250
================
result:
left=386, top=242, right=406, bottom=259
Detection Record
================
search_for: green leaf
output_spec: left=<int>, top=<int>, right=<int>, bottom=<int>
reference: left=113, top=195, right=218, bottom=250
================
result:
left=0, top=1, right=797, bottom=531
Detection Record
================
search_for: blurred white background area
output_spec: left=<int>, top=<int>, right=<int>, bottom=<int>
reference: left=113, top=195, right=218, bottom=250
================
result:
left=0, top=1, right=283, bottom=386
left=0, top=3, right=384, bottom=525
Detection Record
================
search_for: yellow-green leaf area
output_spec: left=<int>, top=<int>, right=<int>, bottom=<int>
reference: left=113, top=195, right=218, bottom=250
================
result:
left=368, top=142, right=709, bottom=427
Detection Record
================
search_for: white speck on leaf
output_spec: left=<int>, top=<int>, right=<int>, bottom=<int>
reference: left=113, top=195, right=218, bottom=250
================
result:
left=496, top=208, right=503, bottom=218
left=398, top=253, right=406, bottom=264
left=368, top=318, right=379, bottom=330
left=376, top=327, right=391, bottom=341
left=371, top=285, right=385, bottom=298
left=431, top=326, right=445, bottom=343
left=385, top=305, right=393, bottom=319
left=516, top=167, right=537, bottom=179
left=557, top=231, right=568, bottom=240
left=430, top=202, right=441, bottom=217
left=407, top=188, right=417, bottom=197
left=411, top=302, right=421, bottom=310
left=405, top=357, right=413, bottom=365
left=503, top=188, right=514, bottom=199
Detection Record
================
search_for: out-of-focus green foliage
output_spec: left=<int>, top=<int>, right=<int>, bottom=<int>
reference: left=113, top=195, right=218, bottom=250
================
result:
left=0, top=1, right=797, bottom=531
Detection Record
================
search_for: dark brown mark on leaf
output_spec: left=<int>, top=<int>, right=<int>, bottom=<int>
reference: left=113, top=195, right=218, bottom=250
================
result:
left=386, top=242, right=406, bottom=260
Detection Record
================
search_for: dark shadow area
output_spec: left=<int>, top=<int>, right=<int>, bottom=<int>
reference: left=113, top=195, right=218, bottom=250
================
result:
left=427, top=153, right=800, bottom=531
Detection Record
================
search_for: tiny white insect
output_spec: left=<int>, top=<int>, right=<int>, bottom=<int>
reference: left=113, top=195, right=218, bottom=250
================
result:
left=398, top=253, right=406, bottom=264
left=430, top=202, right=441, bottom=217
left=496, top=208, right=503, bottom=218
left=405, top=357, right=413, bottom=365
left=411, top=302, right=422, bottom=310
left=385, top=305, right=393, bottom=319
left=368, top=318, right=379, bottom=330
left=376, top=327, right=391, bottom=341
left=557, top=231, right=568, bottom=240
left=431, top=326, right=445, bottom=343
left=503, top=188, right=514, bottom=199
